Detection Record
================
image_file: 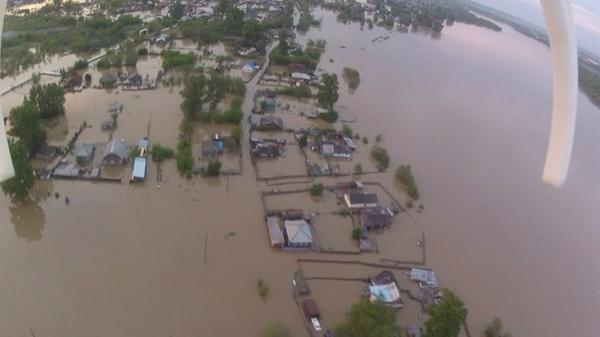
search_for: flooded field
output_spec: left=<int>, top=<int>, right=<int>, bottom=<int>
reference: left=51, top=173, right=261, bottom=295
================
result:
left=1, top=6, right=600, bottom=337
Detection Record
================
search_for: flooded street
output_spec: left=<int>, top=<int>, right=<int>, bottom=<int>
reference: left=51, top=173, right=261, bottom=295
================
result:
left=1, top=7, right=600, bottom=337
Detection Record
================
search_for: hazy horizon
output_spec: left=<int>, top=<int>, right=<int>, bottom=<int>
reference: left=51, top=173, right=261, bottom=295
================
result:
left=473, top=0, right=600, bottom=56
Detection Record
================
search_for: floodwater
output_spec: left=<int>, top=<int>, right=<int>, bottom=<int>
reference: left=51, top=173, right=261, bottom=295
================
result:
left=1, top=7, right=599, bottom=337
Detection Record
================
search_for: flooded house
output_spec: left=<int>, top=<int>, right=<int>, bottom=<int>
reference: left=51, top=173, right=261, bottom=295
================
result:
left=306, top=106, right=329, bottom=119
left=75, top=143, right=95, bottom=165
left=266, top=216, right=285, bottom=248
left=344, top=191, right=378, bottom=209
left=102, top=138, right=128, bottom=165
left=258, top=115, right=283, bottom=130
left=367, top=270, right=404, bottom=309
left=242, top=60, right=260, bottom=73
left=321, top=143, right=352, bottom=158
left=410, top=268, right=438, bottom=288
left=290, top=72, right=311, bottom=86
left=361, top=206, right=394, bottom=231
left=284, top=219, right=313, bottom=248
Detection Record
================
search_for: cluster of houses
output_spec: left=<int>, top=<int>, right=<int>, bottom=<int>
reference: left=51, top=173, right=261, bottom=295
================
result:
left=52, top=138, right=129, bottom=180
left=299, top=128, right=356, bottom=159
left=266, top=212, right=314, bottom=249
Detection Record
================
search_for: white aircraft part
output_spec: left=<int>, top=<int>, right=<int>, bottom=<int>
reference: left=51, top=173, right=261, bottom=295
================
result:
left=0, top=0, right=12, bottom=183
left=540, top=0, right=578, bottom=188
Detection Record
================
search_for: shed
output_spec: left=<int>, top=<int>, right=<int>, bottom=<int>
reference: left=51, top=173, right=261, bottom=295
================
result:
left=259, top=115, right=283, bottom=130
left=410, top=268, right=438, bottom=288
left=361, top=207, right=394, bottom=230
left=131, top=157, right=147, bottom=181
left=344, top=191, right=378, bottom=208
left=102, top=138, right=128, bottom=165
left=75, top=143, right=95, bottom=164
left=291, top=72, right=311, bottom=81
left=284, top=219, right=312, bottom=248
left=266, top=216, right=285, bottom=248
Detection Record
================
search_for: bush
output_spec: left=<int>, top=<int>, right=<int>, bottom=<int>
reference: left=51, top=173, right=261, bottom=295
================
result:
left=205, top=160, right=222, bottom=176
left=137, top=47, right=148, bottom=56
left=151, top=143, right=175, bottom=163
left=298, top=134, right=308, bottom=148
left=319, top=109, right=338, bottom=123
left=229, top=77, right=246, bottom=96
left=342, top=67, right=360, bottom=90
left=309, top=183, right=324, bottom=197
left=276, top=85, right=312, bottom=97
left=352, top=227, right=363, bottom=240
left=371, top=145, right=389, bottom=171
left=342, top=124, right=353, bottom=137
left=375, top=134, right=382, bottom=142
left=221, top=98, right=244, bottom=124
left=231, top=125, right=242, bottom=144
left=257, top=278, right=270, bottom=299
left=176, top=139, right=194, bottom=177
left=396, top=164, right=420, bottom=200
left=353, top=164, right=363, bottom=175
left=161, top=50, right=196, bottom=70
left=72, top=59, right=88, bottom=70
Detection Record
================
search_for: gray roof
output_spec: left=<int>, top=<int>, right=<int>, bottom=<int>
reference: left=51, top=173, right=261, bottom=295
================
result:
left=267, top=216, right=285, bottom=246
left=259, top=115, right=283, bottom=129
left=362, top=207, right=394, bottom=228
left=348, top=192, right=378, bottom=205
left=75, top=143, right=95, bottom=158
left=103, top=138, right=128, bottom=161
left=285, top=220, right=313, bottom=245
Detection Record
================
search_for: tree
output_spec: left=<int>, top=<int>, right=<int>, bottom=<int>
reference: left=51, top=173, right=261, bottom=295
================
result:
left=206, top=70, right=229, bottom=110
left=169, top=0, right=184, bottom=20
left=215, top=0, right=232, bottom=17
left=278, top=31, right=289, bottom=54
left=205, top=160, right=222, bottom=176
left=263, top=323, right=291, bottom=337
left=334, top=299, right=400, bottom=337
left=1, top=142, right=35, bottom=202
left=9, top=99, right=46, bottom=153
left=309, top=183, right=324, bottom=197
left=424, top=288, right=467, bottom=337
left=484, top=318, right=511, bottom=337
left=224, top=8, right=245, bottom=35
left=181, top=74, right=206, bottom=120
left=151, top=143, right=175, bottom=163
left=318, top=73, right=339, bottom=109
left=242, top=19, right=267, bottom=48
left=371, top=145, right=389, bottom=171
left=29, top=83, right=65, bottom=119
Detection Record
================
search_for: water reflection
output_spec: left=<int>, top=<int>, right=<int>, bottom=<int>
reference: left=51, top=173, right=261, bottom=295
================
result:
left=10, top=201, right=46, bottom=241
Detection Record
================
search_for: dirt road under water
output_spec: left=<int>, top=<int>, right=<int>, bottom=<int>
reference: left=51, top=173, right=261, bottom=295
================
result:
left=1, top=8, right=600, bottom=337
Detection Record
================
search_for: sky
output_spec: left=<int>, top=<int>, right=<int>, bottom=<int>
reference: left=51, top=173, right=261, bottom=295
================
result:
left=473, top=0, right=600, bottom=56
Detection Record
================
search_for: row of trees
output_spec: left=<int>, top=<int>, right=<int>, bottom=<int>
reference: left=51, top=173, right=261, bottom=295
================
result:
left=2, top=83, right=66, bottom=201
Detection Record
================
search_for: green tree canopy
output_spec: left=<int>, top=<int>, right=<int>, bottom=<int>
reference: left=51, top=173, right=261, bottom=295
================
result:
left=424, top=288, right=468, bottom=337
left=29, top=83, right=65, bottom=119
left=1, top=141, right=35, bottom=201
left=169, top=0, right=184, bottom=20
left=181, top=74, right=206, bottom=120
left=9, top=99, right=46, bottom=153
left=334, top=299, right=400, bottom=337
left=318, top=73, right=339, bottom=109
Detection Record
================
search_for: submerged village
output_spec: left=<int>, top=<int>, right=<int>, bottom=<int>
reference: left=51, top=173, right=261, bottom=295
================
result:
left=1, top=0, right=578, bottom=336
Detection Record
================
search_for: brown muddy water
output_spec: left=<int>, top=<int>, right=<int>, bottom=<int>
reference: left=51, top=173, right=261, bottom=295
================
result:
left=1, top=7, right=600, bottom=337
